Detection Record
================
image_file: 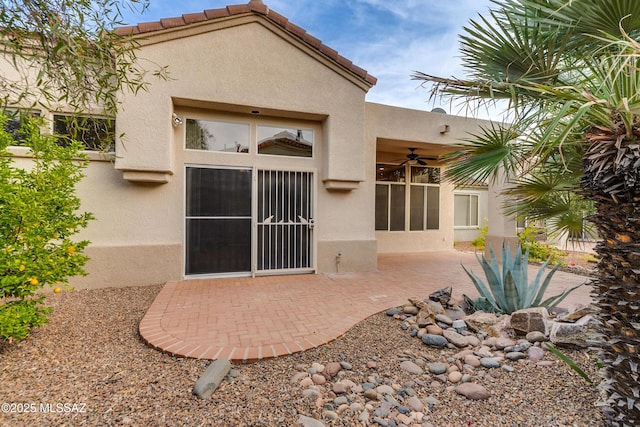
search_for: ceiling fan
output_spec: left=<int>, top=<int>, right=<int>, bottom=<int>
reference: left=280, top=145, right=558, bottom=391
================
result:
left=399, top=147, right=435, bottom=166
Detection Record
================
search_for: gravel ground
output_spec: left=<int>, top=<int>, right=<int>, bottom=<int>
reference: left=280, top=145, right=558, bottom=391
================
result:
left=0, top=285, right=604, bottom=426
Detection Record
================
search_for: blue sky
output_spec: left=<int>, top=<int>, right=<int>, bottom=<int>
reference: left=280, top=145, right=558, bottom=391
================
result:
left=119, top=0, right=495, bottom=116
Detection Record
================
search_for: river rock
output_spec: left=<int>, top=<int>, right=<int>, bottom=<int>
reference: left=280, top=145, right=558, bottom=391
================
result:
left=480, top=358, right=501, bottom=369
left=443, top=329, right=469, bottom=347
left=323, top=362, right=341, bottom=379
left=427, top=362, right=448, bottom=375
left=455, top=383, right=490, bottom=400
left=526, top=331, right=547, bottom=342
left=400, top=360, right=424, bottom=375
left=422, top=334, right=448, bottom=347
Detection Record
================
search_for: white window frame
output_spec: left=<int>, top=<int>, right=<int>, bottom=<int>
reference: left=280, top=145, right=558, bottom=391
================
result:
left=454, top=192, right=480, bottom=229
left=375, top=164, right=441, bottom=232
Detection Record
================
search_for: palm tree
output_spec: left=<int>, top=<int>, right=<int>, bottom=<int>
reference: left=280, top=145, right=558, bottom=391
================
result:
left=413, top=1, right=640, bottom=424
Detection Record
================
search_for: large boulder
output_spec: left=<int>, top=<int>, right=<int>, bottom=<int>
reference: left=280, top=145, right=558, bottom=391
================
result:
left=510, top=307, right=550, bottom=336
left=549, top=315, right=601, bottom=347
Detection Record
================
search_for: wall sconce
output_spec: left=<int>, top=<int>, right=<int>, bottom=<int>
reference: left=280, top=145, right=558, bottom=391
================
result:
left=439, top=124, right=450, bottom=134
left=172, top=113, right=183, bottom=127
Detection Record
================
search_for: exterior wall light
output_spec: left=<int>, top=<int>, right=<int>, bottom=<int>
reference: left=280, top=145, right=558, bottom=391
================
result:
left=172, top=113, right=183, bottom=127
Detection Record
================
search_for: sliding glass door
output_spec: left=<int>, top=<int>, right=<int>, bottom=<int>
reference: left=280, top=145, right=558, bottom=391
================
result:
left=185, top=167, right=252, bottom=275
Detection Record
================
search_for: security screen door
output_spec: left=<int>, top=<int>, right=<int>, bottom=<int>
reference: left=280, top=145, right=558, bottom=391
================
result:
left=185, top=166, right=314, bottom=276
left=256, top=170, right=314, bottom=274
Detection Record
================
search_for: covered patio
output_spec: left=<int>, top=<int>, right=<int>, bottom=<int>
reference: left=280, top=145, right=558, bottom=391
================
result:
left=139, top=251, right=594, bottom=363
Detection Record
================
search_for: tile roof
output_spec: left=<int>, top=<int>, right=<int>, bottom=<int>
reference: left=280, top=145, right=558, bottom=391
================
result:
left=116, top=0, right=377, bottom=86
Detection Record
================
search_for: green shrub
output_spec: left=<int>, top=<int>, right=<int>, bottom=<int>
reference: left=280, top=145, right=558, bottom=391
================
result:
left=471, top=219, right=489, bottom=250
left=518, top=226, right=567, bottom=264
left=461, top=242, right=583, bottom=314
left=0, top=114, right=93, bottom=342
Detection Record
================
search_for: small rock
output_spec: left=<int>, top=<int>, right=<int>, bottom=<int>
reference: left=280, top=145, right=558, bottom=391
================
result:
left=400, top=360, right=424, bottom=375
left=435, top=314, right=454, bottom=325
left=421, top=334, right=448, bottom=347
left=376, top=384, right=395, bottom=395
left=448, top=371, right=463, bottom=383
left=358, top=411, right=370, bottom=423
left=426, top=324, right=443, bottom=335
left=372, top=417, right=388, bottom=426
left=300, top=377, right=314, bottom=387
left=506, top=352, right=527, bottom=361
left=312, top=374, right=326, bottom=385
left=429, top=286, right=452, bottom=304
left=291, top=372, right=309, bottom=383
left=340, top=361, right=353, bottom=370
left=526, top=331, right=547, bottom=342
left=311, top=362, right=325, bottom=373
left=403, top=305, right=419, bottom=315
left=502, top=365, right=515, bottom=373
left=465, top=335, right=481, bottom=347
left=334, top=396, right=349, bottom=406
left=386, top=308, right=402, bottom=316
left=367, top=361, right=378, bottom=369
left=364, top=389, right=379, bottom=400
left=464, top=354, right=481, bottom=368
left=397, top=413, right=412, bottom=426
left=455, top=383, right=490, bottom=400
left=480, top=358, right=501, bottom=369
left=323, top=411, right=338, bottom=421
left=427, top=362, right=448, bottom=375
left=443, top=329, right=469, bottom=347
left=323, top=362, right=341, bottom=379
left=528, top=346, right=545, bottom=361
left=333, top=382, right=349, bottom=394
left=407, top=395, right=424, bottom=412
left=494, top=337, right=516, bottom=350
left=298, top=415, right=326, bottom=427
left=303, top=388, right=320, bottom=400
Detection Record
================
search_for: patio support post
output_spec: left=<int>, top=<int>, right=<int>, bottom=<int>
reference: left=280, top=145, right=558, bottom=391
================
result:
left=485, top=167, right=517, bottom=262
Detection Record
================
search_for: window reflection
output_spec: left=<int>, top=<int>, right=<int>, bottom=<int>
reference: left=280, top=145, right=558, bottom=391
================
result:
left=185, top=119, right=250, bottom=153
left=257, top=126, right=313, bottom=157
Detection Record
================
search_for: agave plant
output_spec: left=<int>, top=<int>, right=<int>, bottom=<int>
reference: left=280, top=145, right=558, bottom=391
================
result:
left=462, top=243, right=583, bottom=314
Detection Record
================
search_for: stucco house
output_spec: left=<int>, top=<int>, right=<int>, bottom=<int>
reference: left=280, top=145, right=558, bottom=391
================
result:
left=6, top=0, right=499, bottom=289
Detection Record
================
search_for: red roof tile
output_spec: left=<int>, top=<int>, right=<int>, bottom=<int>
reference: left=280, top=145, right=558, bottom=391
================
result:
left=115, top=0, right=377, bottom=86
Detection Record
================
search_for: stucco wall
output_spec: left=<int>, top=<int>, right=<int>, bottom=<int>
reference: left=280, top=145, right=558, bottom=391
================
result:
left=365, top=103, right=488, bottom=253
left=109, top=16, right=378, bottom=281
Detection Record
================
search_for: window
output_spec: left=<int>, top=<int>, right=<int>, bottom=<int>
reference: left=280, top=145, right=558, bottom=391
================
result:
left=3, top=109, right=40, bottom=144
left=257, top=125, right=313, bottom=157
left=454, top=193, right=480, bottom=227
left=186, top=119, right=250, bottom=153
left=375, top=164, right=440, bottom=231
left=410, top=166, right=440, bottom=231
left=53, top=114, right=115, bottom=151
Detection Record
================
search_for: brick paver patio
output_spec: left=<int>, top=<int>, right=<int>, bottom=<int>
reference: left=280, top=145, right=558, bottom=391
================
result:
left=139, top=251, right=594, bottom=363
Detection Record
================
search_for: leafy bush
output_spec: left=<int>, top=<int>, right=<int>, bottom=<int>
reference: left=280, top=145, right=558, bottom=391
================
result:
left=461, top=242, right=582, bottom=314
left=518, top=226, right=567, bottom=264
left=471, top=219, right=489, bottom=250
left=0, top=114, right=93, bottom=342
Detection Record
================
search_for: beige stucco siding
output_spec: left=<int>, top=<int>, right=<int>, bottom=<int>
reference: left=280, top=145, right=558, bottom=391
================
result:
left=116, top=18, right=369, bottom=185
left=108, top=16, right=378, bottom=281
left=365, top=102, right=488, bottom=253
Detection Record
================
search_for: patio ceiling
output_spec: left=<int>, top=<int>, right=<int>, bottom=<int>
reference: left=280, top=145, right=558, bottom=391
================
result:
left=375, top=138, right=460, bottom=165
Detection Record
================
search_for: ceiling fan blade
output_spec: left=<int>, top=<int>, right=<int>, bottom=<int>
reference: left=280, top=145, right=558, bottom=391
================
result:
left=417, top=159, right=427, bottom=166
